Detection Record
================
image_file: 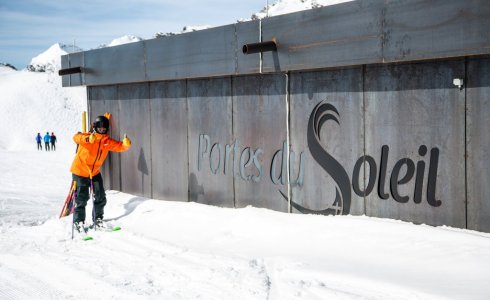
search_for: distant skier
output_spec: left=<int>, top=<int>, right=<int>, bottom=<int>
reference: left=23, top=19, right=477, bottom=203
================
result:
left=43, top=132, right=50, bottom=151
left=50, top=132, right=57, bottom=151
left=36, top=133, right=42, bottom=150
left=70, top=114, right=132, bottom=232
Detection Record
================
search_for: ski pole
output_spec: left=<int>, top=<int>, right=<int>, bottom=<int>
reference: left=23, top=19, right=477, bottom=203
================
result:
left=89, top=172, right=96, bottom=231
left=71, top=192, right=75, bottom=240
left=71, top=181, right=77, bottom=240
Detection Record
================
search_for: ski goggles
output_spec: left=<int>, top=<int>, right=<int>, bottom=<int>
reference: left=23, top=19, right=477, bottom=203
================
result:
left=95, top=126, right=107, bottom=133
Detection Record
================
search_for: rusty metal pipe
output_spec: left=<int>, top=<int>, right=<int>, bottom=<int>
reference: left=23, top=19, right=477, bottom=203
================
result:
left=242, top=41, right=277, bottom=54
left=58, top=66, right=83, bottom=76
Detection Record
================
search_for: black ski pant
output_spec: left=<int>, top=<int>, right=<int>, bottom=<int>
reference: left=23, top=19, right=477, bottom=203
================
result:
left=44, top=142, right=50, bottom=151
left=50, top=142, right=56, bottom=151
left=37, top=142, right=42, bottom=150
left=72, top=173, right=107, bottom=223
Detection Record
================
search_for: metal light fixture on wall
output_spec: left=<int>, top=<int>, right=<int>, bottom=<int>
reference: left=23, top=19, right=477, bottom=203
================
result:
left=453, top=78, right=464, bottom=90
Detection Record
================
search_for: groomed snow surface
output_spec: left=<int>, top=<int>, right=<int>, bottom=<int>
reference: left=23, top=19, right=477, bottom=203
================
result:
left=1, top=66, right=490, bottom=300
left=1, top=148, right=490, bottom=300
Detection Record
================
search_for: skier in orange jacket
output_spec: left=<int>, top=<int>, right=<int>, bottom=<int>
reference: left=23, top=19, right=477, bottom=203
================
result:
left=70, top=114, right=131, bottom=231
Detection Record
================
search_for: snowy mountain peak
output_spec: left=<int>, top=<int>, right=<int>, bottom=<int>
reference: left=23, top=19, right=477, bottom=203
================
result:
left=98, top=35, right=144, bottom=48
left=59, top=43, right=84, bottom=54
left=28, top=43, right=82, bottom=73
left=27, top=35, right=143, bottom=72
left=252, top=0, right=353, bottom=19
left=0, top=63, right=17, bottom=71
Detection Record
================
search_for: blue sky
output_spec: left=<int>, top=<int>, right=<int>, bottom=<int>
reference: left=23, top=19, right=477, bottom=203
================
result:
left=0, top=0, right=267, bottom=69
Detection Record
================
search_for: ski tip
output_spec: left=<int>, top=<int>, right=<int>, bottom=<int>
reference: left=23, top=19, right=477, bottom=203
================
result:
left=83, top=236, right=94, bottom=241
left=112, top=226, right=122, bottom=231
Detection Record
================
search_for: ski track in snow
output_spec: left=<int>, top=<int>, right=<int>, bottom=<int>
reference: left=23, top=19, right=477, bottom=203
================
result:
left=0, top=145, right=269, bottom=299
left=0, top=221, right=416, bottom=300
left=1, top=218, right=270, bottom=299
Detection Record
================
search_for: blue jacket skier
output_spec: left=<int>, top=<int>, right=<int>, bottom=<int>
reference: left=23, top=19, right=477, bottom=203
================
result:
left=43, top=132, right=50, bottom=151
left=50, top=132, right=57, bottom=151
left=36, top=133, right=42, bottom=150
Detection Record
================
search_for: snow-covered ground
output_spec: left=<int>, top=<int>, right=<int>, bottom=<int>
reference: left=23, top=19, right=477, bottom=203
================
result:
left=1, top=1, right=490, bottom=299
left=0, top=65, right=86, bottom=151
left=0, top=137, right=489, bottom=300
left=1, top=145, right=490, bottom=299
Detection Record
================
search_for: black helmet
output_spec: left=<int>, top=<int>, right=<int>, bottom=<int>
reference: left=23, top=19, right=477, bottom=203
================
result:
left=93, top=116, right=109, bottom=133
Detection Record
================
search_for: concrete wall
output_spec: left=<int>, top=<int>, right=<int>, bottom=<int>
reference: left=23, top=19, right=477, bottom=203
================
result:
left=467, top=56, right=490, bottom=232
left=88, top=55, right=490, bottom=232
left=61, top=0, right=490, bottom=232
left=364, top=60, right=466, bottom=228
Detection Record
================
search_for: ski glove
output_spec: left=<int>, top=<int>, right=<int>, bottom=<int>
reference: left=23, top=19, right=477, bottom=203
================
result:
left=123, top=134, right=131, bottom=147
left=89, top=132, right=96, bottom=143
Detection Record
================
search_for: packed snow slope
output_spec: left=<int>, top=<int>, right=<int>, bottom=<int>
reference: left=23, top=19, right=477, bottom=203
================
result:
left=0, top=64, right=86, bottom=151
left=1, top=1, right=490, bottom=299
left=1, top=148, right=490, bottom=300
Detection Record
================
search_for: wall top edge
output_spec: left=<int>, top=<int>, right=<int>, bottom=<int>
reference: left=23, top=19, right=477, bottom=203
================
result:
left=61, top=0, right=490, bottom=87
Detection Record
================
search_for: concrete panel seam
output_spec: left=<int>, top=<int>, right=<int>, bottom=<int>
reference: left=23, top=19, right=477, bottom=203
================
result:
left=117, top=86, right=122, bottom=191
left=82, top=53, right=85, bottom=86
left=143, top=42, right=149, bottom=82
left=380, top=6, right=386, bottom=63
left=464, top=56, right=468, bottom=229
left=234, top=25, right=238, bottom=74
left=186, top=79, right=191, bottom=203
left=285, top=72, right=291, bottom=213
left=148, top=83, right=153, bottom=198
left=362, top=64, right=367, bottom=215
left=231, top=76, right=236, bottom=208
left=259, top=19, right=263, bottom=74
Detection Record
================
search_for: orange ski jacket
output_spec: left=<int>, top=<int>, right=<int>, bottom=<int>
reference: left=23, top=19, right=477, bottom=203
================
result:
left=70, top=132, right=131, bottom=178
